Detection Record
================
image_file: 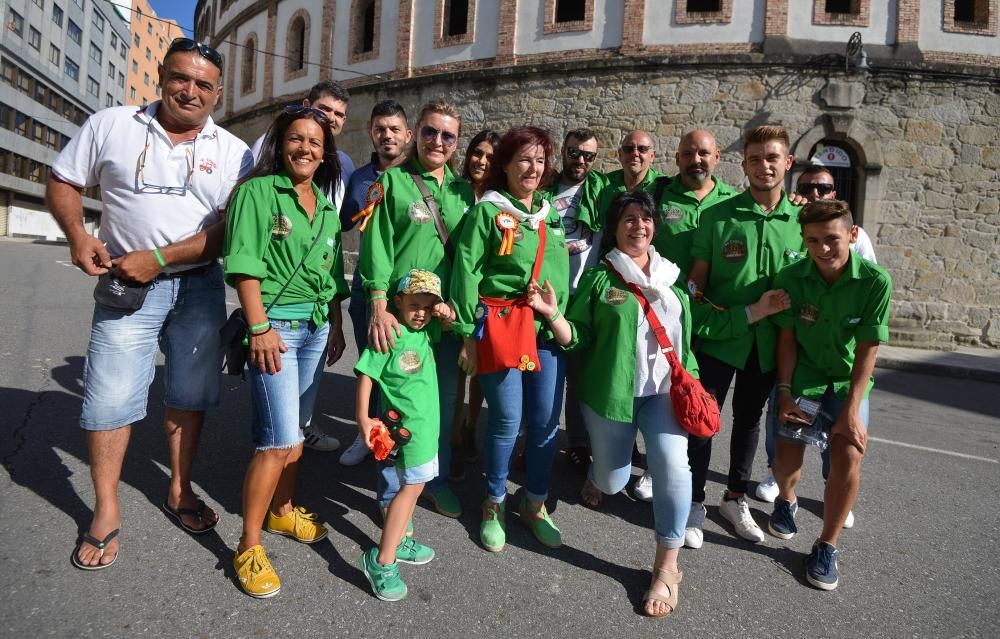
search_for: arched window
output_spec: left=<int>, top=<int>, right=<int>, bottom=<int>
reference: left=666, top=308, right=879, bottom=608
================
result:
left=806, top=141, right=862, bottom=223
left=350, top=0, right=380, bottom=62
left=241, top=36, right=256, bottom=94
left=286, top=13, right=309, bottom=75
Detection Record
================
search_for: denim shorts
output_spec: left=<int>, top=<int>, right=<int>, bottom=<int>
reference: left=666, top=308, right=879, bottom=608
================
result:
left=80, top=265, right=225, bottom=431
left=395, top=455, right=439, bottom=485
left=249, top=319, right=329, bottom=450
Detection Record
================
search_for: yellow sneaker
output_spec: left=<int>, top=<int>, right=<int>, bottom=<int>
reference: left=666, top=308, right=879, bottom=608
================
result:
left=264, top=506, right=328, bottom=544
left=233, top=545, right=281, bottom=599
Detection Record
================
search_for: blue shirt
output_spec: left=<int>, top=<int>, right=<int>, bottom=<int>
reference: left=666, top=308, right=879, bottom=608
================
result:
left=341, top=153, right=381, bottom=230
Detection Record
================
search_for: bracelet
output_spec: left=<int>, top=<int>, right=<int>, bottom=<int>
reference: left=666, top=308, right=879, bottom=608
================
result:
left=152, top=247, right=167, bottom=268
left=369, top=294, right=387, bottom=303
left=775, top=383, right=793, bottom=394
left=248, top=321, right=271, bottom=333
left=745, top=305, right=755, bottom=324
left=249, top=326, right=272, bottom=337
left=546, top=309, right=562, bottom=323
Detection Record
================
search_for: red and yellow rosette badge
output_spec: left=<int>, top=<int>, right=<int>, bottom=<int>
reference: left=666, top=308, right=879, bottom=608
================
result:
left=351, top=183, right=385, bottom=232
left=495, top=212, right=519, bottom=256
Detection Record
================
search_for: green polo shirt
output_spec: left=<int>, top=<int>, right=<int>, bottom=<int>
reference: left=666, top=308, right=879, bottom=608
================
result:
left=565, top=264, right=699, bottom=423
left=223, top=172, right=349, bottom=327
left=360, top=158, right=475, bottom=298
left=690, top=190, right=804, bottom=371
left=355, top=323, right=440, bottom=469
left=771, top=253, right=892, bottom=400
left=543, top=170, right=609, bottom=233
left=576, top=167, right=665, bottom=232
left=652, top=174, right=738, bottom=279
left=450, top=189, right=570, bottom=339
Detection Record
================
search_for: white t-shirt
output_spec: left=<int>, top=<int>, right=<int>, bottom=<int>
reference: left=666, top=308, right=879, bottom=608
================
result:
left=853, top=227, right=877, bottom=263
left=551, top=181, right=602, bottom=292
left=53, top=102, right=253, bottom=269
left=250, top=133, right=347, bottom=212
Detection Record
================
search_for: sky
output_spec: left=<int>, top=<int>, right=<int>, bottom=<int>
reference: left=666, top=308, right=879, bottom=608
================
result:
left=148, top=0, right=199, bottom=34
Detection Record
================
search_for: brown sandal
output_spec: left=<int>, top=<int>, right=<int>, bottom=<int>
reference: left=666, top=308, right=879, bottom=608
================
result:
left=580, top=479, right=602, bottom=509
left=642, top=568, right=682, bottom=618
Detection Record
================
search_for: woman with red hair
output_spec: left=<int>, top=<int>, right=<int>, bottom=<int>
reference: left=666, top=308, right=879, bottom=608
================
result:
left=450, top=127, right=571, bottom=553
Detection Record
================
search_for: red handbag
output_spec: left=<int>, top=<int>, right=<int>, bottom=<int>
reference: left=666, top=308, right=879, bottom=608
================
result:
left=477, top=222, right=547, bottom=375
left=604, top=260, right=721, bottom=438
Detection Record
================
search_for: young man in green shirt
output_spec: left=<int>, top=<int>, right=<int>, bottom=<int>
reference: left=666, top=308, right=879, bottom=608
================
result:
left=685, top=124, right=804, bottom=547
left=576, top=130, right=664, bottom=232
left=651, top=129, right=738, bottom=280
left=767, top=200, right=892, bottom=591
left=356, top=269, right=455, bottom=601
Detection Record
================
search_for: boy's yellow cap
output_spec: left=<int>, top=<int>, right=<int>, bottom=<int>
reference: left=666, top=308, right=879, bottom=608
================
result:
left=396, top=269, right=443, bottom=301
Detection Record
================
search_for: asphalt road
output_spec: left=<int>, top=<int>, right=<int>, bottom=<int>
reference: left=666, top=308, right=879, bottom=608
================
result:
left=1, top=238, right=998, bottom=638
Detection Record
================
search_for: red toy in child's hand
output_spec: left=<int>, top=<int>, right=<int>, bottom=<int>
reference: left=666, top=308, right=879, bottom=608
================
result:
left=369, top=420, right=395, bottom=461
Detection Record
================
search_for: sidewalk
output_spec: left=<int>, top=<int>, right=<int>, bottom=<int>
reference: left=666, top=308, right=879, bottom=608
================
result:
left=877, top=344, right=1000, bottom=384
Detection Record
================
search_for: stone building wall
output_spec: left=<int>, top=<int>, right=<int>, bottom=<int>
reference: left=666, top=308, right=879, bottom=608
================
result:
left=226, top=61, right=1000, bottom=349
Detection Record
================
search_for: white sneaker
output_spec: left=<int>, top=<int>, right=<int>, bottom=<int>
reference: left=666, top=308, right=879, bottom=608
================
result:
left=302, top=421, right=340, bottom=452
left=755, top=470, right=779, bottom=503
left=684, top=502, right=706, bottom=549
left=843, top=509, right=855, bottom=529
left=633, top=472, right=653, bottom=502
left=338, top=433, right=371, bottom=466
left=719, top=494, right=765, bottom=542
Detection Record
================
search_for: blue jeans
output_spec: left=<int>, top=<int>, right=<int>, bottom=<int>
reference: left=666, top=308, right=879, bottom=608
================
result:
left=376, top=333, right=461, bottom=507
left=81, top=265, right=225, bottom=430
left=248, top=320, right=329, bottom=450
left=765, top=387, right=870, bottom=480
left=583, top=395, right=691, bottom=548
left=479, top=342, right=565, bottom=503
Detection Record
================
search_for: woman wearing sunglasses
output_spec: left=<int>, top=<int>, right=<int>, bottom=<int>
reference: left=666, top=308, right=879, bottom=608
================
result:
left=359, top=100, right=475, bottom=528
left=222, top=106, right=348, bottom=598
left=450, top=126, right=570, bottom=552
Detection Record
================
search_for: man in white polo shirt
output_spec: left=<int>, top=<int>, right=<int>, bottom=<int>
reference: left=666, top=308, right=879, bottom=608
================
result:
left=47, top=38, right=253, bottom=570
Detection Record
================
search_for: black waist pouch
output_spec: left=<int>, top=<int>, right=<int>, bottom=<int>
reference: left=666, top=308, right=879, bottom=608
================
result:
left=93, top=272, right=151, bottom=312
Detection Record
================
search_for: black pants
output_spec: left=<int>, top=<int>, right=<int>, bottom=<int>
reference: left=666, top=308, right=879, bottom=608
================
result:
left=688, top=344, right=775, bottom=502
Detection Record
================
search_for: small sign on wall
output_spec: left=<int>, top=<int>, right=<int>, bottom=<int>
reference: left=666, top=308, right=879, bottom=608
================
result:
left=810, top=145, right=851, bottom=167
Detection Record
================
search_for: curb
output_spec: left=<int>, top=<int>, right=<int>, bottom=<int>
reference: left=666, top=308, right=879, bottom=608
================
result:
left=876, top=356, right=1000, bottom=385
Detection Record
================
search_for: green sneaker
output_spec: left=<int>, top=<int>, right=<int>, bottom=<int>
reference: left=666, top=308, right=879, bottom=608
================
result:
left=359, top=547, right=407, bottom=602
left=480, top=501, right=506, bottom=552
left=424, top=487, right=462, bottom=518
left=395, top=536, right=435, bottom=565
left=381, top=507, right=413, bottom=537
left=519, top=498, right=562, bottom=548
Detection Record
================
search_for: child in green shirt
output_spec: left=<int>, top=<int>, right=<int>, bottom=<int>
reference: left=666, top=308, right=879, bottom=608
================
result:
left=355, top=269, right=456, bottom=601
left=767, top=200, right=892, bottom=591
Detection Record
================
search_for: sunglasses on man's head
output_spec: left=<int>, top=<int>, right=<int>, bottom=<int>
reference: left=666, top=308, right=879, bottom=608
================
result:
left=420, top=125, right=458, bottom=148
left=565, top=148, right=597, bottom=163
left=620, top=144, right=652, bottom=154
left=284, top=104, right=330, bottom=122
left=167, top=38, right=223, bottom=70
left=796, top=183, right=835, bottom=196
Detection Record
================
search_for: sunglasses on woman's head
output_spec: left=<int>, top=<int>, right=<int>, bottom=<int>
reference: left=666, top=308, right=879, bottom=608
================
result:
left=284, top=104, right=330, bottom=122
left=420, top=125, right=457, bottom=148
left=796, top=183, right=835, bottom=196
left=166, top=38, right=223, bottom=70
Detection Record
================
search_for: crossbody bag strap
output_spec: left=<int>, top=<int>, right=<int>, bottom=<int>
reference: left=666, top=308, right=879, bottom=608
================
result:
left=530, top=219, right=547, bottom=283
left=408, top=168, right=454, bottom=261
left=603, top=259, right=681, bottom=367
left=652, top=175, right=670, bottom=209
left=265, top=207, right=326, bottom=313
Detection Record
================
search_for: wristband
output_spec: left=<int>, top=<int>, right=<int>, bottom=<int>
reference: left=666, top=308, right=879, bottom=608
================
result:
left=369, top=294, right=387, bottom=303
left=745, top=305, right=755, bottom=323
left=249, top=326, right=272, bottom=338
left=775, top=383, right=793, bottom=394
left=546, top=309, right=562, bottom=323
left=248, top=321, right=271, bottom=333
left=152, top=247, right=167, bottom=268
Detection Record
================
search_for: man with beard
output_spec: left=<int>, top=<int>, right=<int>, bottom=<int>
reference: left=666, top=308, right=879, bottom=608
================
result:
left=652, top=130, right=738, bottom=280
left=542, top=128, right=606, bottom=478
left=339, top=100, right=413, bottom=466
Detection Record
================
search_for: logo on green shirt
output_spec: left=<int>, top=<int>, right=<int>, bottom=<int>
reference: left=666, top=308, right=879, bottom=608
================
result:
left=660, top=205, right=684, bottom=224
left=271, top=214, right=293, bottom=240
left=798, top=303, right=819, bottom=326
left=408, top=200, right=432, bottom=225
left=722, top=239, right=747, bottom=263
left=398, top=350, right=423, bottom=374
left=603, top=287, right=629, bottom=306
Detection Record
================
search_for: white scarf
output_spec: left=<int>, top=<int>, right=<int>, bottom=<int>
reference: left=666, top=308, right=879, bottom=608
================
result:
left=480, top=190, right=550, bottom=229
left=605, top=246, right=680, bottom=303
